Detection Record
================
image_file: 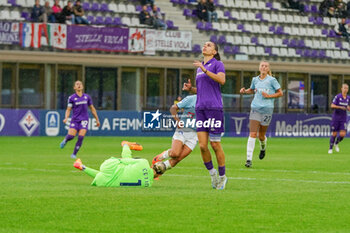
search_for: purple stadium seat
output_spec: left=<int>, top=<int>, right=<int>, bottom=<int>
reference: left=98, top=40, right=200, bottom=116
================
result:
left=256, top=13, right=262, bottom=20
left=210, top=35, right=218, bottom=43
left=269, top=25, right=275, bottom=33
left=298, top=40, right=305, bottom=48
left=170, top=0, right=179, bottom=4
left=91, top=3, right=99, bottom=11
left=83, top=2, right=90, bottom=11
left=223, top=45, right=233, bottom=55
left=275, top=26, right=284, bottom=35
left=266, top=2, right=272, bottom=9
left=113, top=17, right=122, bottom=26
left=136, top=5, right=142, bottom=11
left=105, top=16, right=113, bottom=25
left=309, top=16, right=315, bottom=23
left=237, top=24, right=244, bottom=30
left=335, top=41, right=342, bottom=49
left=166, top=20, right=178, bottom=30
left=21, top=12, right=30, bottom=20
left=196, top=21, right=205, bottom=30
left=233, top=46, right=240, bottom=54
left=205, top=22, right=214, bottom=31
left=315, top=17, right=323, bottom=25
left=100, top=3, right=109, bottom=11
left=328, top=30, right=336, bottom=37
left=87, top=15, right=94, bottom=23
left=319, top=50, right=326, bottom=58
left=311, top=50, right=318, bottom=58
left=191, top=9, right=197, bottom=17
left=322, top=29, right=328, bottom=35
left=213, top=0, right=223, bottom=7
left=311, top=5, right=318, bottom=13
left=303, top=49, right=311, bottom=57
left=289, top=39, right=297, bottom=48
left=218, top=35, right=226, bottom=44
left=251, top=37, right=258, bottom=45
left=264, top=47, right=272, bottom=55
left=183, top=9, right=192, bottom=17
left=296, top=49, right=302, bottom=55
left=178, top=0, right=187, bottom=5
left=304, top=4, right=310, bottom=13
left=224, top=10, right=231, bottom=18
left=192, top=44, right=201, bottom=53
left=282, top=38, right=289, bottom=45
left=95, top=16, right=104, bottom=24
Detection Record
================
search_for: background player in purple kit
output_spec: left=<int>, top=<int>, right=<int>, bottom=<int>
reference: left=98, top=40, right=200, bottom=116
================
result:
left=183, top=41, right=227, bottom=190
left=60, top=80, right=100, bottom=158
left=328, top=83, right=350, bottom=154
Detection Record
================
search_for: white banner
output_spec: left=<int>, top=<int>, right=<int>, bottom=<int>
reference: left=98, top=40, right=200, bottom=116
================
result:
left=145, top=30, right=192, bottom=54
left=144, top=29, right=156, bottom=55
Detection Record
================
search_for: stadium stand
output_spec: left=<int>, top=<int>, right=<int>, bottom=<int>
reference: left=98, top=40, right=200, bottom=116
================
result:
left=0, top=0, right=349, bottom=63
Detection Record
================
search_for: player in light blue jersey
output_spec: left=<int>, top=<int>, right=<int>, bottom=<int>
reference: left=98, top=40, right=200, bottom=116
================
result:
left=240, top=61, right=283, bottom=167
left=152, top=95, right=198, bottom=177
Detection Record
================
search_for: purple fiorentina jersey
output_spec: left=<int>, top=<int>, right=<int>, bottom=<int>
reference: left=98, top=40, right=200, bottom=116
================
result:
left=68, top=93, right=92, bottom=122
left=332, top=93, right=350, bottom=122
left=195, top=58, right=225, bottom=110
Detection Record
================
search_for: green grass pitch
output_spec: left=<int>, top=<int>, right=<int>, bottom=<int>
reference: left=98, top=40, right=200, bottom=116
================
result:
left=1, top=136, right=350, bottom=233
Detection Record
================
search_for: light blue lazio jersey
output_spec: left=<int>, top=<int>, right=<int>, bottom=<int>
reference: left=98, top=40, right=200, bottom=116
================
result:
left=177, top=95, right=197, bottom=130
left=250, top=75, right=281, bottom=114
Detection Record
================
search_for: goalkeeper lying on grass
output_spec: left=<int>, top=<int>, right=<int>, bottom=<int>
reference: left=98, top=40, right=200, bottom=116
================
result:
left=73, top=141, right=158, bottom=187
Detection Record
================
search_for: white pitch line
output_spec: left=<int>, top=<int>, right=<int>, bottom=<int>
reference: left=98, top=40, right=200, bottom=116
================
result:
left=175, top=166, right=350, bottom=176
left=167, top=174, right=350, bottom=185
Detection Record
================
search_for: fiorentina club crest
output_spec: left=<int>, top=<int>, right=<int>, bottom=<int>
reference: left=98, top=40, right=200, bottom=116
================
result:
left=19, top=110, right=39, bottom=136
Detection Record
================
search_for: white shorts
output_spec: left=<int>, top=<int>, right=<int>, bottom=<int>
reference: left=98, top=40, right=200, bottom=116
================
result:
left=249, top=110, right=272, bottom=126
left=172, top=129, right=198, bottom=151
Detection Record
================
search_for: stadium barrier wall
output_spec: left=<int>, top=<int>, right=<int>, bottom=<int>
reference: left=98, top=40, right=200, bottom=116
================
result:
left=0, top=109, right=349, bottom=137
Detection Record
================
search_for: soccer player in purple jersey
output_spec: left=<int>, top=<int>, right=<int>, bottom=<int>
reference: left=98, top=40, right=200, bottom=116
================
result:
left=60, top=80, right=100, bottom=158
left=328, top=83, right=350, bottom=154
left=183, top=41, right=227, bottom=190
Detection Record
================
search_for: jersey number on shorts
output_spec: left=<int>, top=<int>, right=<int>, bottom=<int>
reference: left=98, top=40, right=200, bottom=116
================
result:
left=120, top=180, right=142, bottom=186
left=81, top=121, right=88, bottom=128
left=263, top=115, right=272, bottom=124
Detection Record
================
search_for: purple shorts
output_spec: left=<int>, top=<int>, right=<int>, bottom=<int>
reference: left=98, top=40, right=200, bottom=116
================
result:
left=196, top=109, right=224, bottom=134
left=331, top=121, right=346, bottom=132
left=70, top=120, right=89, bottom=131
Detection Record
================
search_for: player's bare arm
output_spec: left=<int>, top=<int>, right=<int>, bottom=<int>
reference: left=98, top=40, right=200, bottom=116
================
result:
left=183, top=79, right=197, bottom=93
left=240, top=87, right=254, bottom=94
left=63, top=107, right=72, bottom=124
left=262, top=89, right=283, bottom=98
left=89, top=105, right=100, bottom=127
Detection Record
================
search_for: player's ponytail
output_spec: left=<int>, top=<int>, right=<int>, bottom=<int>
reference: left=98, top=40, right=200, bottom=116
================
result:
left=213, top=42, right=221, bottom=61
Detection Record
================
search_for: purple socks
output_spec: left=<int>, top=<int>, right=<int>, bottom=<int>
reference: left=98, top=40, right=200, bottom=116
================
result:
left=65, top=134, right=74, bottom=142
left=73, top=135, right=84, bottom=155
left=218, top=166, right=225, bottom=176
left=204, top=161, right=214, bottom=170
left=204, top=161, right=226, bottom=176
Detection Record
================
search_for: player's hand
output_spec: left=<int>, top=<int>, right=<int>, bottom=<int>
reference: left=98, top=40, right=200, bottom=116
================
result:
left=347, top=106, right=350, bottom=111
left=182, top=79, right=192, bottom=91
left=193, top=60, right=204, bottom=71
left=63, top=118, right=68, bottom=124
left=95, top=120, right=101, bottom=127
left=240, top=87, right=246, bottom=94
left=262, top=92, right=270, bottom=98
